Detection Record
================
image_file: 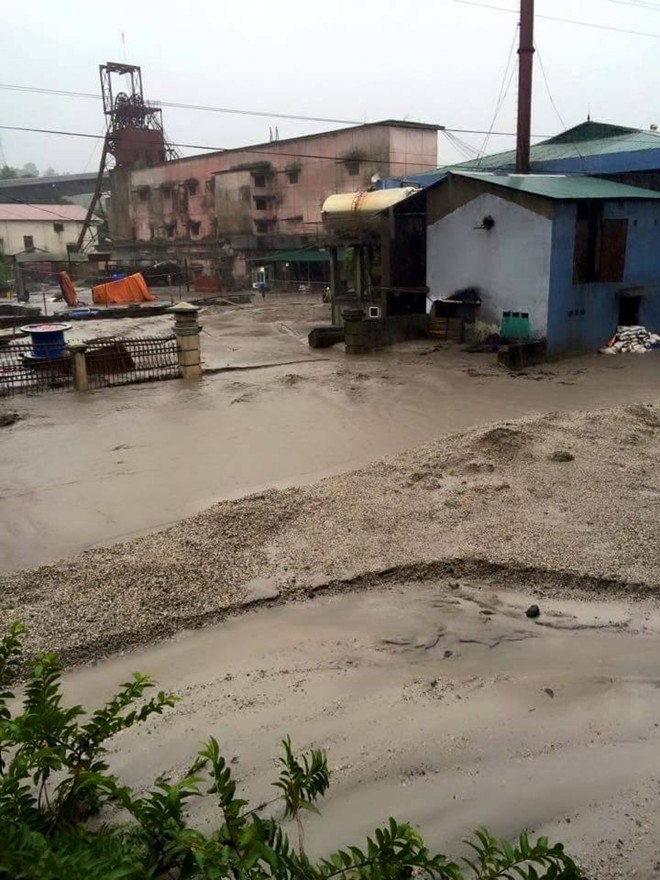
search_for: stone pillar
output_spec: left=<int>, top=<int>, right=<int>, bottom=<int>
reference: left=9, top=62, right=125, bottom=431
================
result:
left=168, top=302, right=202, bottom=379
left=343, top=307, right=368, bottom=355
left=67, top=343, right=89, bottom=392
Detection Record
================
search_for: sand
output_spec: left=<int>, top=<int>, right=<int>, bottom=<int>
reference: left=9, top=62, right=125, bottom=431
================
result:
left=2, top=400, right=660, bottom=666
left=58, top=579, right=660, bottom=880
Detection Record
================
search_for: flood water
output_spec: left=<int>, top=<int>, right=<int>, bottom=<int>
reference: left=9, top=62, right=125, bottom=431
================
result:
left=2, top=300, right=660, bottom=571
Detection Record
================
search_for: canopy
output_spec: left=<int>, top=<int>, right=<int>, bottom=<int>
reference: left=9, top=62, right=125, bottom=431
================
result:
left=92, top=273, right=157, bottom=305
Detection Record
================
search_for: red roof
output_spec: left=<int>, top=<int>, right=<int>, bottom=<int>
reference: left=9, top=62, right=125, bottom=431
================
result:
left=0, top=204, right=88, bottom=222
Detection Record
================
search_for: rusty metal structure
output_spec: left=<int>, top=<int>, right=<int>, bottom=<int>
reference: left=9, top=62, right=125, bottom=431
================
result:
left=76, top=62, right=178, bottom=252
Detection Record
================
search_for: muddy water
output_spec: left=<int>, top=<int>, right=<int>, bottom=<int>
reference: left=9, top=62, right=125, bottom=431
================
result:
left=2, top=303, right=660, bottom=570
left=61, top=581, right=660, bottom=879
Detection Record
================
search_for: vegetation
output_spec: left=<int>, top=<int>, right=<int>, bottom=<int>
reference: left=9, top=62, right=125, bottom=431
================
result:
left=0, top=163, right=47, bottom=180
left=0, top=622, right=584, bottom=879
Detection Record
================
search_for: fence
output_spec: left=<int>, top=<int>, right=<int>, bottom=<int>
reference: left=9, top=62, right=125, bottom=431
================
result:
left=85, top=336, right=179, bottom=389
left=0, top=342, right=73, bottom=396
left=0, top=335, right=181, bottom=397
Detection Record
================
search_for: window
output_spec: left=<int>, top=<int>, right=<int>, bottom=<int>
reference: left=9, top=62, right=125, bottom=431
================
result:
left=345, top=160, right=360, bottom=176
left=205, top=178, right=215, bottom=193
left=53, top=222, right=64, bottom=233
left=165, top=222, right=177, bottom=239
left=254, top=196, right=269, bottom=211
left=255, top=219, right=271, bottom=234
left=137, top=187, right=150, bottom=201
left=186, top=180, right=199, bottom=196
left=23, top=235, right=34, bottom=251
left=189, top=220, right=201, bottom=236
left=252, top=173, right=267, bottom=188
left=287, top=170, right=299, bottom=184
left=573, top=203, right=628, bottom=284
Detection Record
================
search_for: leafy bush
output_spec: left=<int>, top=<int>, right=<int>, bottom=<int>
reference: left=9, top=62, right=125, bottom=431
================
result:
left=0, top=622, right=584, bottom=879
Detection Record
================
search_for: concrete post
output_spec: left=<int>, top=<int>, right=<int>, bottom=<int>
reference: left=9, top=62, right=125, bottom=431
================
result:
left=329, top=246, right=340, bottom=325
left=343, top=307, right=368, bottom=355
left=67, top=343, right=89, bottom=392
left=168, top=302, right=202, bottom=379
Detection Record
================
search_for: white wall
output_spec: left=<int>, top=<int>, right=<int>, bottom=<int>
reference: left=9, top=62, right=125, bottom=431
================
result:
left=0, top=220, right=89, bottom=257
left=427, top=193, right=553, bottom=338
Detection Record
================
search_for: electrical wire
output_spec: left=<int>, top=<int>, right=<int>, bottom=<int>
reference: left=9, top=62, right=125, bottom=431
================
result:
left=0, top=84, right=552, bottom=140
left=607, top=0, right=660, bottom=10
left=0, top=83, right=364, bottom=127
left=454, top=0, right=660, bottom=38
left=0, top=123, right=548, bottom=166
left=476, top=23, right=520, bottom=164
left=0, top=193, right=92, bottom=222
left=534, top=41, right=587, bottom=173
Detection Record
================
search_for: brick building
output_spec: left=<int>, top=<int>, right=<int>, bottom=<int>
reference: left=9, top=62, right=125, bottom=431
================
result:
left=107, top=120, right=439, bottom=285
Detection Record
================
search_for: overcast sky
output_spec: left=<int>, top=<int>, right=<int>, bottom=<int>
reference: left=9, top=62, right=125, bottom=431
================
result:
left=2, top=0, right=660, bottom=175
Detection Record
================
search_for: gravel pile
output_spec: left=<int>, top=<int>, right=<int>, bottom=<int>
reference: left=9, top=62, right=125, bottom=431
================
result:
left=2, top=402, right=660, bottom=664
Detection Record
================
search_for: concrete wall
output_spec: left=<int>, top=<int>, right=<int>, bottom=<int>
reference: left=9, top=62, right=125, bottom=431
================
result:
left=0, top=219, right=92, bottom=257
left=547, top=200, right=660, bottom=353
left=426, top=192, right=553, bottom=338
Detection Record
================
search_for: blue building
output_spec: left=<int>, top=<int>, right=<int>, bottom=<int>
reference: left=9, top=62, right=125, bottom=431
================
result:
left=424, top=170, right=660, bottom=355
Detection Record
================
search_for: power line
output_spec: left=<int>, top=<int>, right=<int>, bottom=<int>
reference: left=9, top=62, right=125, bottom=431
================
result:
left=607, top=0, right=660, bottom=9
left=0, top=123, right=549, bottom=177
left=0, top=122, right=549, bottom=162
left=476, top=23, right=520, bottom=164
left=454, top=0, right=660, bottom=38
left=0, top=193, right=91, bottom=222
left=534, top=41, right=587, bottom=173
left=0, top=82, right=363, bottom=127
left=0, top=82, right=552, bottom=141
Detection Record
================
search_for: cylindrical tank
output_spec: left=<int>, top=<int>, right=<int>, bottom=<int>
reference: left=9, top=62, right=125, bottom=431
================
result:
left=322, top=187, right=419, bottom=235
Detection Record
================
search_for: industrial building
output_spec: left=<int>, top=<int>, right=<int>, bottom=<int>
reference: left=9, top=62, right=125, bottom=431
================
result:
left=106, top=119, right=440, bottom=287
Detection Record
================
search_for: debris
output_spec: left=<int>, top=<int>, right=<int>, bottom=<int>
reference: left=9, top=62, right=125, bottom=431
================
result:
left=526, top=604, right=541, bottom=619
left=0, top=412, right=21, bottom=428
left=600, top=325, right=660, bottom=355
left=549, top=450, right=575, bottom=462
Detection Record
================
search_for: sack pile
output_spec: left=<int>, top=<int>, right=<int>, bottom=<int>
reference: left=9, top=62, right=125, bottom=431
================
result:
left=600, top=325, right=660, bottom=355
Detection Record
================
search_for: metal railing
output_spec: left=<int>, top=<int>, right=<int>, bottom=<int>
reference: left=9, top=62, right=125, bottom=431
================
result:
left=84, top=336, right=179, bottom=389
left=0, top=335, right=180, bottom=397
left=0, top=342, right=73, bottom=396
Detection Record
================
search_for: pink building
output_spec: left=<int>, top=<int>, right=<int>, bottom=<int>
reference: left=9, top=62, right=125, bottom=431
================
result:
left=107, top=120, right=439, bottom=285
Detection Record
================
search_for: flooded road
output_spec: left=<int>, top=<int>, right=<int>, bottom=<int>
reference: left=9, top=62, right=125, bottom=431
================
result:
left=2, top=300, right=660, bottom=570
left=61, top=579, right=660, bottom=880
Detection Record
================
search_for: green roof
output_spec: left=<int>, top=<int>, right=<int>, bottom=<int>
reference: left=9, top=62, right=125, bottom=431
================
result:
left=246, top=249, right=330, bottom=264
left=452, top=170, right=660, bottom=201
left=455, top=121, right=660, bottom=171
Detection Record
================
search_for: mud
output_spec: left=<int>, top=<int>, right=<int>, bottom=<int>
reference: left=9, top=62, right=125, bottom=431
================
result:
left=2, top=300, right=660, bottom=571
left=59, top=580, right=660, bottom=880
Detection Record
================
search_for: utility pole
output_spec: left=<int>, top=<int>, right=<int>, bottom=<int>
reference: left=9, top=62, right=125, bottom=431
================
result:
left=515, top=0, right=535, bottom=174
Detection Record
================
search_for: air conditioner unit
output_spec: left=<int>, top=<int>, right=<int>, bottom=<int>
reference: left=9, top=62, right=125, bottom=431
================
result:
left=368, top=306, right=381, bottom=318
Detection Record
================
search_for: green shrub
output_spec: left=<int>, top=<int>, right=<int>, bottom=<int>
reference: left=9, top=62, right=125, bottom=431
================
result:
left=0, top=622, right=584, bottom=879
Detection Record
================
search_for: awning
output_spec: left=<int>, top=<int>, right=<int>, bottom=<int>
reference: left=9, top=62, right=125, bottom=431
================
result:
left=246, top=249, right=330, bottom=264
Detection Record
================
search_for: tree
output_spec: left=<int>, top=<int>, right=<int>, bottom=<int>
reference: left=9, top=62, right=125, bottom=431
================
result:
left=0, top=162, right=41, bottom=179
left=0, top=622, right=585, bottom=880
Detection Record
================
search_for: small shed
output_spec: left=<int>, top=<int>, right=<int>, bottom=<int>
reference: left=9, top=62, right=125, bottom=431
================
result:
left=425, top=171, right=660, bottom=354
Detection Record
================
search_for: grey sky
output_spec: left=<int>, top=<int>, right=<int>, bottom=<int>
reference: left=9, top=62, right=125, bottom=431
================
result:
left=2, top=0, right=660, bottom=174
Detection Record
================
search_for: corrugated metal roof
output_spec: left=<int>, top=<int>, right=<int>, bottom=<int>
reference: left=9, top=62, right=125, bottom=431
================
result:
left=451, top=171, right=660, bottom=200
left=394, top=121, right=660, bottom=189
left=0, top=204, right=88, bottom=221
left=460, top=122, right=660, bottom=171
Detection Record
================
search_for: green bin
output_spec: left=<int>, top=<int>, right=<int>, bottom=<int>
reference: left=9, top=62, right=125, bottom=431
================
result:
left=501, top=311, right=531, bottom=340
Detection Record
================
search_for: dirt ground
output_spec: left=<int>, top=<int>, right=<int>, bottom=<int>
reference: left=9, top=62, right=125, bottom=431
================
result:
left=4, top=298, right=660, bottom=878
left=61, top=579, right=660, bottom=880
left=2, top=298, right=660, bottom=571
